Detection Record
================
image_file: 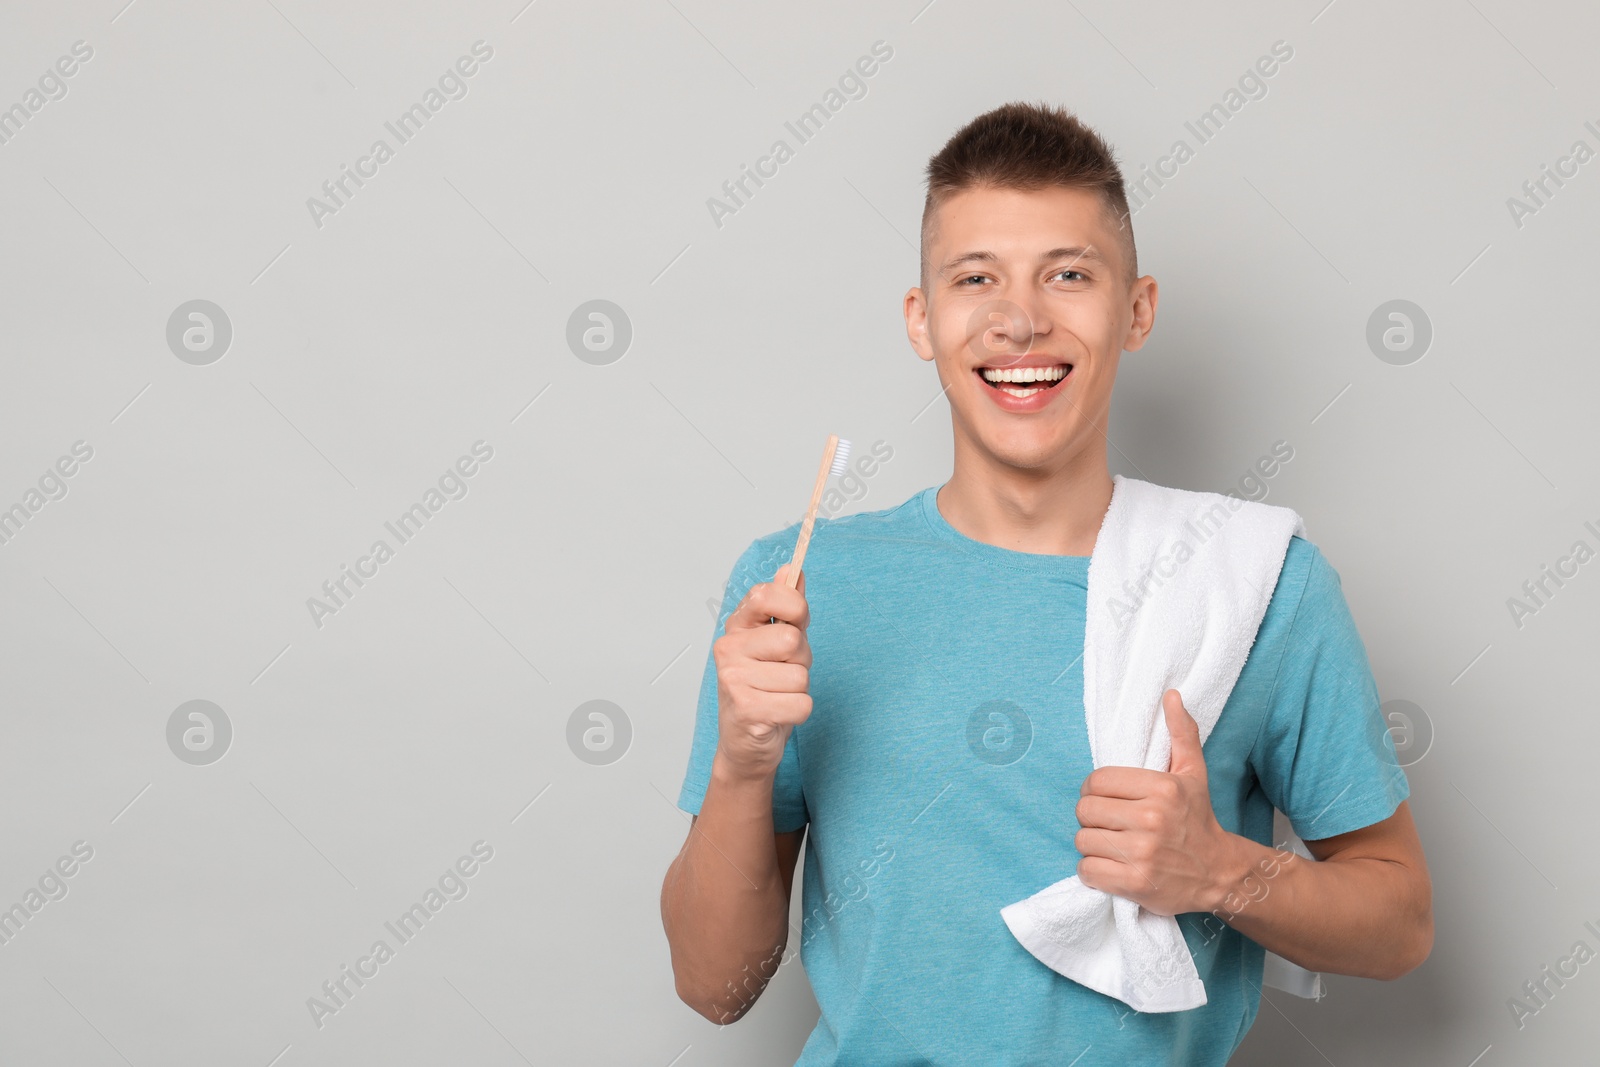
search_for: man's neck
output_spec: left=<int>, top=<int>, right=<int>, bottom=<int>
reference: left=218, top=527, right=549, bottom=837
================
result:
left=937, top=451, right=1113, bottom=558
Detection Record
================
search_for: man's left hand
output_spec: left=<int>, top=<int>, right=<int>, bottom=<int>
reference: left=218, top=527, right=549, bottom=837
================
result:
left=1074, top=689, right=1243, bottom=916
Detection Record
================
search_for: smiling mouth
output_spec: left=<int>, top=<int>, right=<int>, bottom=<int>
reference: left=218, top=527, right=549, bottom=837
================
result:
left=975, top=364, right=1073, bottom=397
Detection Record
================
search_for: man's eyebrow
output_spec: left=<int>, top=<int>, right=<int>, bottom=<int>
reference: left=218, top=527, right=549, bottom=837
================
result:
left=939, top=245, right=1107, bottom=276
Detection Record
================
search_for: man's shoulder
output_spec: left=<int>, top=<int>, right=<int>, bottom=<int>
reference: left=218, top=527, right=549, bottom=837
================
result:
left=1264, top=533, right=1325, bottom=619
left=812, top=487, right=929, bottom=545
left=1261, top=535, right=1367, bottom=667
left=732, top=487, right=931, bottom=582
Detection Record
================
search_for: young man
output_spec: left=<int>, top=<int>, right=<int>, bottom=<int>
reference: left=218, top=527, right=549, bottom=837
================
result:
left=660, top=101, right=1431, bottom=1064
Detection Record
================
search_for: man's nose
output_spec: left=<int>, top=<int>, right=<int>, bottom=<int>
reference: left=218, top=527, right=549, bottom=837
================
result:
left=974, top=291, right=1050, bottom=357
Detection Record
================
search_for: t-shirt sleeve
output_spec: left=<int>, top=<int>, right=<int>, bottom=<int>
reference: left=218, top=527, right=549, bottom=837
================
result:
left=675, top=537, right=809, bottom=833
left=1250, top=539, right=1411, bottom=842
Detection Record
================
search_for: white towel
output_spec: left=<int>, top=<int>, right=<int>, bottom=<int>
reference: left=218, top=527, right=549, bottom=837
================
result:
left=999, top=474, right=1322, bottom=1013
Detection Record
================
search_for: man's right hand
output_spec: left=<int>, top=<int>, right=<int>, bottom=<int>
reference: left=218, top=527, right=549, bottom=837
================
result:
left=713, top=561, right=814, bottom=782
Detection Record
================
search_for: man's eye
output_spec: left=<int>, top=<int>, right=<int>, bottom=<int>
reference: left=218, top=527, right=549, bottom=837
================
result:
left=958, top=275, right=987, bottom=286
left=1054, top=270, right=1085, bottom=283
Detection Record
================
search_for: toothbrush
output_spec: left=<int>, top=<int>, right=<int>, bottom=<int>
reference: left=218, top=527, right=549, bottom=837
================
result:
left=782, top=434, right=851, bottom=589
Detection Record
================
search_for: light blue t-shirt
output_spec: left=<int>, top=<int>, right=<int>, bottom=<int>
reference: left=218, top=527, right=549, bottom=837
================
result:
left=677, top=484, right=1410, bottom=1065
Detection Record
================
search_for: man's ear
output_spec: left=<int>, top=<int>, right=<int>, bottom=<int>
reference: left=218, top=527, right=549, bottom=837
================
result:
left=1122, top=276, right=1159, bottom=353
left=904, top=287, right=936, bottom=363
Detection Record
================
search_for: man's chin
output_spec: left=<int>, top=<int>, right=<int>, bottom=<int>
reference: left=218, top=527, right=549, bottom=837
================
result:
left=973, top=430, right=1075, bottom=472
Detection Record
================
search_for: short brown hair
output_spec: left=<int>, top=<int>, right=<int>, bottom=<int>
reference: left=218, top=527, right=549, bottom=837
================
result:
left=920, top=101, right=1136, bottom=291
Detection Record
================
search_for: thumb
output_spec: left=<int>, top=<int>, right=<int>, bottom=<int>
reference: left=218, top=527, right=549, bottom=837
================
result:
left=775, top=562, right=805, bottom=595
left=1164, top=689, right=1205, bottom=778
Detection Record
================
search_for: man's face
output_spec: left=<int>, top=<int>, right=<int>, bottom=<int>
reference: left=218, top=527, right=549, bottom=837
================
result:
left=905, top=184, right=1157, bottom=474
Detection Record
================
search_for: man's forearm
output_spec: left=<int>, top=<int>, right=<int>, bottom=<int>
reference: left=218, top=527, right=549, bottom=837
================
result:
left=661, top=755, right=791, bottom=1022
left=1204, top=832, right=1432, bottom=981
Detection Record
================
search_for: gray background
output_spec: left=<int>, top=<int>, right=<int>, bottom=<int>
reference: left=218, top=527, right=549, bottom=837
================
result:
left=0, top=0, right=1595, bottom=1064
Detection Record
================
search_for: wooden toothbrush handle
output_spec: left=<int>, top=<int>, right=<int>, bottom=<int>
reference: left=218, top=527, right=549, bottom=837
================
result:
left=784, top=434, right=839, bottom=589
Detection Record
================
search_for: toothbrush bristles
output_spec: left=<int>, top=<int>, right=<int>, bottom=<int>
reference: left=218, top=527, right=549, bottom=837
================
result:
left=830, top=438, right=852, bottom=477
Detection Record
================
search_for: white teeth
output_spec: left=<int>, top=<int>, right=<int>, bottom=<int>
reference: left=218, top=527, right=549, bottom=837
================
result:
left=980, top=365, right=1068, bottom=383
left=998, top=385, right=1040, bottom=397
